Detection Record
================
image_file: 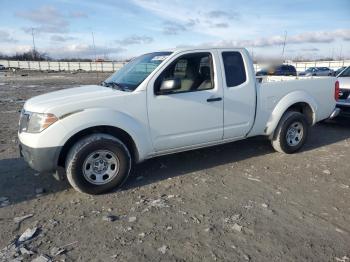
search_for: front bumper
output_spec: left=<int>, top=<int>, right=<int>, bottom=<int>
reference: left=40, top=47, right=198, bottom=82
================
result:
left=19, top=142, right=61, bottom=173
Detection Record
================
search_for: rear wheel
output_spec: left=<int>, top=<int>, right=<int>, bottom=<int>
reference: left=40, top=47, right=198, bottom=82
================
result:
left=65, top=134, right=132, bottom=194
left=271, top=111, right=309, bottom=154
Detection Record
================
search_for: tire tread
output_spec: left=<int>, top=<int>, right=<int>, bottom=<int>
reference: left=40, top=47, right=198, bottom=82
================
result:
left=65, top=134, right=131, bottom=194
left=271, top=111, right=308, bottom=154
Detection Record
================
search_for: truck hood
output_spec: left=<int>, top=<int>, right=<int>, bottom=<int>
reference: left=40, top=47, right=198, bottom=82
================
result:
left=24, top=85, right=126, bottom=114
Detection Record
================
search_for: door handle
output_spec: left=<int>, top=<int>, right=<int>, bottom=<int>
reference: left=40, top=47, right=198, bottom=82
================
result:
left=207, top=97, right=222, bottom=102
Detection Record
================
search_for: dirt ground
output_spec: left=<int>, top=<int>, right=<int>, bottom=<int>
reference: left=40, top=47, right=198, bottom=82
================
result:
left=0, top=71, right=349, bottom=262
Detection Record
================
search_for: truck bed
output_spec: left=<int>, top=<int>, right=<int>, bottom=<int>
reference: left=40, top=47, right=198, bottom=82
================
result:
left=248, top=76, right=336, bottom=137
left=257, top=75, right=333, bottom=83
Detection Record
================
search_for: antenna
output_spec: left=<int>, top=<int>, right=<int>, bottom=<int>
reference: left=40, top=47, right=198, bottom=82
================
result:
left=331, top=48, right=334, bottom=60
left=31, top=28, right=36, bottom=60
left=91, top=31, right=98, bottom=77
left=91, top=31, right=97, bottom=62
left=281, top=31, right=287, bottom=60
left=339, top=45, right=343, bottom=60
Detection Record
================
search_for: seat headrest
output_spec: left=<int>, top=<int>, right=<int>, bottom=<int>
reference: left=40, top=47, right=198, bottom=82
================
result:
left=200, top=66, right=211, bottom=80
left=185, top=63, right=196, bottom=78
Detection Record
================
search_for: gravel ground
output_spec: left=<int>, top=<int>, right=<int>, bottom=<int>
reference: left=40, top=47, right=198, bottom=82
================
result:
left=0, top=71, right=349, bottom=262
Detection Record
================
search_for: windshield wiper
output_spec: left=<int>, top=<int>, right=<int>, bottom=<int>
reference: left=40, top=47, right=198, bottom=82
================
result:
left=102, top=81, right=131, bottom=92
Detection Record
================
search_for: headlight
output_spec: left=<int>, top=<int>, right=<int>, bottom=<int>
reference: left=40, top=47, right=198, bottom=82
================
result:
left=19, top=111, right=58, bottom=133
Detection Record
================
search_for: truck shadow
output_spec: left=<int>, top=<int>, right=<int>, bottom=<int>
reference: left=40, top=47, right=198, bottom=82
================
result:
left=0, top=157, right=70, bottom=208
left=302, top=116, right=350, bottom=152
left=0, top=116, right=349, bottom=207
left=124, top=116, right=350, bottom=190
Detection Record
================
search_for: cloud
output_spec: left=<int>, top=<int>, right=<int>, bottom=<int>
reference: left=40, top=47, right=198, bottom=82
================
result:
left=50, top=35, right=77, bottom=42
left=0, top=30, right=18, bottom=43
left=326, top=29, right=350, bottom=41
left=116, top=35, right=153, bottom=45
left=47, top=44, right=126, bottom=58
left=0, top=42, right=126, bottom=58
left=16, top=6, right=69, bottom=33
left=212, top=23, right=229, bottom=28
left=0, top=44, right=32, bottom=55
left=206, top=10, right=239, bottom=20
left=69, top=11, right=88, bottom=18
left=21, top=25, right=66, bottom=34
left=162, top=21, right=187, bottom=35
left=283, top=29, right=350, bottom=44
left=16, top=5, right=87, bottom=34
left=204, top=10, right=237, bottom=29
left=301, top=48, right=320, bottom=52
left=217, top=29, right=350, bottom=47
left=132, top=0, right=235, bottom=37
left=186, top=19, right=199, bottom=27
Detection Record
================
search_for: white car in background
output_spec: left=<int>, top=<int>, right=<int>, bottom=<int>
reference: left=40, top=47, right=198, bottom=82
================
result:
left=299, top=67, right=334, bottom=76
left=336, top=66, right=350, bottom=115
left=0, top=64, right=5, bottom=70
left=18, top=47, right=339, bottom=194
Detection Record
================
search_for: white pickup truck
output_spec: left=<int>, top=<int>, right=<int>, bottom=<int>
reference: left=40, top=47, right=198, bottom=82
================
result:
left=18, top=47, right=340, bottom=194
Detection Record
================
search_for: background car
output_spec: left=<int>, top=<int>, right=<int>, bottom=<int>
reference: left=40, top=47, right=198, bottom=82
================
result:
left=299, top=67, right=334, bottom=76
left=334, top=66, right=346, bottom=76
left=317, top=67, right=334, bottom=76
left=337, top=67, right=350, bottom=99
left=299, top=67, right=317, bottom=76
left=0, top=64, right=5, bottom=70
left=256, top=64, right=297, bottom=76
left=336, top=66, right=350, bottom=116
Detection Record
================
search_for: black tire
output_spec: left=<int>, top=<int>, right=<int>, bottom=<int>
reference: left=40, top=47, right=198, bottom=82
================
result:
left=271, top=111, right=309, bottom=154
left=65, top=134, right=132, bottom=194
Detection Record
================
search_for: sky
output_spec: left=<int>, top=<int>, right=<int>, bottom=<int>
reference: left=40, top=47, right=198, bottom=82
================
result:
left=0, top=0, right=349, bottom=60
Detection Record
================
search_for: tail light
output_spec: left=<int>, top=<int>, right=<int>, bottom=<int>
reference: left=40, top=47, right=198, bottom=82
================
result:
left=335, top=80, right=340, bottom=101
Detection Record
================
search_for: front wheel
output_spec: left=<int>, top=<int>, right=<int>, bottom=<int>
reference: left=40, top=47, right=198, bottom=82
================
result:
left=271, top=111, right=309, bottom=154
left=65, top=134, right=132, bottom=194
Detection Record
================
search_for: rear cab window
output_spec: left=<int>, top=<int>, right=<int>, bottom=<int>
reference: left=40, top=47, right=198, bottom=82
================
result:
left=221, top=52, right=246, bottom=87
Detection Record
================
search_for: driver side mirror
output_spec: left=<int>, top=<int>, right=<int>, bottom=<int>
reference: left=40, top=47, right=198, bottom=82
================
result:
left=158, top=78, right=181, bottom=94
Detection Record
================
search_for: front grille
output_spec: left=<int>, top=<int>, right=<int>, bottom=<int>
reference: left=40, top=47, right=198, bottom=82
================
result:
left=19, top=111, right=30, bottom=133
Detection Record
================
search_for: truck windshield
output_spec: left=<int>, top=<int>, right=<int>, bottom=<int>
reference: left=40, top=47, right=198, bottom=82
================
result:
left=103, top=52, right=172, bottom=91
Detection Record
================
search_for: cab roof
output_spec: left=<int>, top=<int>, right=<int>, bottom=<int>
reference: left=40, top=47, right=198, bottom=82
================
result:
left=161, top=46, right=247, bottom=54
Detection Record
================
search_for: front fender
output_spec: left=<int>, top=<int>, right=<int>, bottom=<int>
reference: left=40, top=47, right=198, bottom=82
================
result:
left=265, top=90, right=318, bottom=136
left=58, top=108, right=153, bottom=162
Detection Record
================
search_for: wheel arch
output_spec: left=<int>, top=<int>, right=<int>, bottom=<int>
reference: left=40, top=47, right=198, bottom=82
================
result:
left=265, top=91, right=317, bottom=136
left=58, top=125, right=139, bottom=168
left=284, top=102, right=314, bottom=125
